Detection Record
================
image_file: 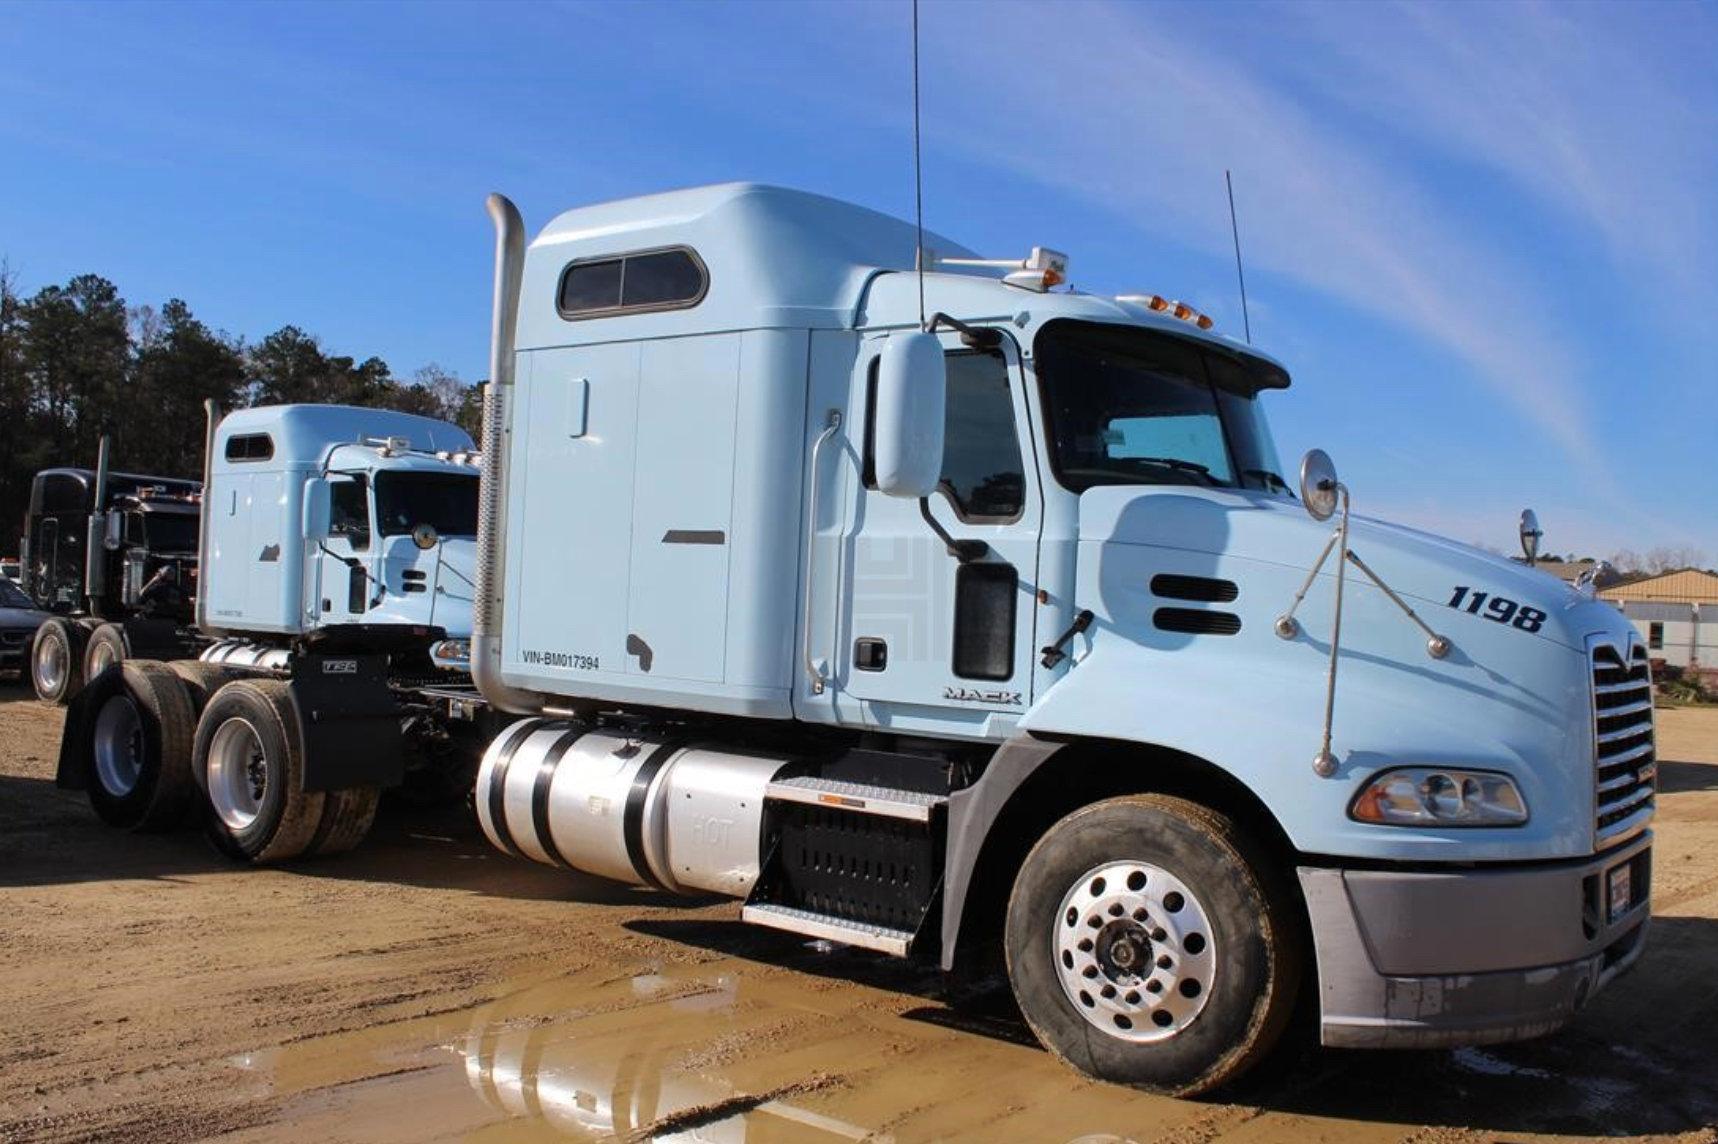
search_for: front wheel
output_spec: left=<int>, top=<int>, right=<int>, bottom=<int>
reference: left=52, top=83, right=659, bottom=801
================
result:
left=1004, top=794, right=1303, bottom=1096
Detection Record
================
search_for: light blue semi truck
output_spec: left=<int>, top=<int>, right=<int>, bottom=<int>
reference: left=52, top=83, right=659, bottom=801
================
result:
left=56, top=403, right=483, bottom=851
left=465, top=184, right=1654, bottom=1094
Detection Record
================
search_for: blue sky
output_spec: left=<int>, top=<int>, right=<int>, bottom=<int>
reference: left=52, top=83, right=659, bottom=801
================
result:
left=1, top=0, right=1712, bottom=560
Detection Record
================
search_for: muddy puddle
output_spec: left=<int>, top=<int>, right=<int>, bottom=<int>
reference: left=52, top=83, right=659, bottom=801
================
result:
left=211, top=948, right=1195, bottom=1143
left=206, top=930, right=1718, bottom=1143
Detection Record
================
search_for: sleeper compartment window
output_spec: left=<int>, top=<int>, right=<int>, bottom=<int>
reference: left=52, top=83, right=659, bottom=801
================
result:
left=557, top=247, right=708, bottom=319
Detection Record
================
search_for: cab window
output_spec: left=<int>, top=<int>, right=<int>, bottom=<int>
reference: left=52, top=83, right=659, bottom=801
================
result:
left=862, top=348, right=1026, bottom=522
left=329, top=477, right=370, bottom=551
left=941, top=350, right=1025, bottom=521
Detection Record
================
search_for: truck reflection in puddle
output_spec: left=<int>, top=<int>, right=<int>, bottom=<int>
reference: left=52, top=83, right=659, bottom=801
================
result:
left=456, top=972, right=879, bottom=1142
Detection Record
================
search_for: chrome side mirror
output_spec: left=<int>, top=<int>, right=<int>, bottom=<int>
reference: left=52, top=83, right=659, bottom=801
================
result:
left=1299, top=449, right=1340, bottom=522
left=411, top=522, right=440, bottom=551
left=1519, top=509, right=1542, bottom=565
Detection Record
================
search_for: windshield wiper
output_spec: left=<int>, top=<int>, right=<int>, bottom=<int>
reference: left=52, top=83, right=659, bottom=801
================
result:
left=1128, top=457, right=1218, bottom=485
left=1244, top=467, right=1291, bottom=494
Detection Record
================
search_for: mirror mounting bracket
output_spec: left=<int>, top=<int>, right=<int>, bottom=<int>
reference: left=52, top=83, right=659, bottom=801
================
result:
left=918, top=497, right=988, bottom=563
left=925, top=312, right=1003, bottom=349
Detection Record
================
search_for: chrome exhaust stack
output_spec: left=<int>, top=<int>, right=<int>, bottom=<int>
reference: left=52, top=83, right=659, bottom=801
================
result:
left=196, top=400, right=222, bottom=636
left=83, top=435, right=111, bottom=606
left=473, top=194, right=543, bottom=715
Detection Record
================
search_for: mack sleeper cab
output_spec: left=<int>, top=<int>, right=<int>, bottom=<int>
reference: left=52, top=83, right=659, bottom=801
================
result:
left=462, top=184, right=1651, bottom=1094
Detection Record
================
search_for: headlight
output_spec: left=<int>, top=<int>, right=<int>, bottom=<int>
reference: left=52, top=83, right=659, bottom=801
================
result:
left=1350, top=767, right=1528, bottom=827
left=429, top=638, right=471, bottom=669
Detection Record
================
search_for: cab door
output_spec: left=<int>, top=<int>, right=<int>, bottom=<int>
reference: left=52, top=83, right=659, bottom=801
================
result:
left=833, top=333, right=1043, bottom=730
left=313, top=474, right=373, bottom=621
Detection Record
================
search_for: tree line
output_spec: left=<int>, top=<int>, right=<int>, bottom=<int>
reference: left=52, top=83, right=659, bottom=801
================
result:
left=0, top=266, right=480, bottom=556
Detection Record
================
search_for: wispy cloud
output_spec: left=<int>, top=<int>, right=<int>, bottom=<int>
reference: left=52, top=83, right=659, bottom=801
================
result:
left=915, top=1, right=1627, bottom=473
left=1285, top=1, right=1718, bottom=314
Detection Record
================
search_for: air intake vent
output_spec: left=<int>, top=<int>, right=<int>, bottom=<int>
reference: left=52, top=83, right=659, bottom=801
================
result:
left=1151, top=574, right=1239, bottom=603
left=1154, top=608, right=1241, bottom=636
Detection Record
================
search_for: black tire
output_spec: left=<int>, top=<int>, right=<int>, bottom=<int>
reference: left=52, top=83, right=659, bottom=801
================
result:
left=305, top=787, right=381, bottom=856
left=1004, top=794, right=1303, bottom=1097
left=193, top=679, right=325, bottom=864
left=84, top=661, right=199, bottom=832
left=167, top=661, right=253, bottom=716
left=31, top=617, right=86, bottom=705
left=82, top=622, right=129, bottom=681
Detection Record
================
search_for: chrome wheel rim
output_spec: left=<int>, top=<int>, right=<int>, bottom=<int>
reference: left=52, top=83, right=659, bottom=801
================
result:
left=207, top=717, right=268, bottom=831
left=88, top=641, right=116, bottom=675
left=1052, top=860, right=1217, bottom=1043
left=92, top=694, right=144, bottom=798
left=33, top=631, right=66, bottom=695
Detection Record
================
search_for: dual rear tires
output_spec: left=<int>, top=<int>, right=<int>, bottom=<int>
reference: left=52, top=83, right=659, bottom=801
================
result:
left=32, top=620, right=130, bottom=705
left=1004, top=794, right=1303, bottom=1097
left=193, top=679, right=378, bottom=862
left=75, top=666, right=378, bottom=861
left=81, top=661, right=197, bottom=831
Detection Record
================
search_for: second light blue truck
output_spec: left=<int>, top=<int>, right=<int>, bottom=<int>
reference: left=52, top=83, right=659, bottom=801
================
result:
left=57, top=403, right=484, bottom=851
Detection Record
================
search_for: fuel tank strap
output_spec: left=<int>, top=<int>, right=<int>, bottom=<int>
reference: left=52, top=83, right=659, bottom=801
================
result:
left=623, top=739, right=683, bottom=890
left=486, top=718, right=562, bottom=858
left=530, top=728, right=586, bottom=868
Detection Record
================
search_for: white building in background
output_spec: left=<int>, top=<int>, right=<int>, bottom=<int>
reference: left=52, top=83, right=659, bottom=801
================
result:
left=1600, top=569, right=1718, bottom=670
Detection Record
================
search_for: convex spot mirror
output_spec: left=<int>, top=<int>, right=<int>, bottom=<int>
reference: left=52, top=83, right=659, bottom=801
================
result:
left=873, top=332, right=946, bottom=499
left=1519, top=509, right=1542, bottom=564
left=411, top=522, right=440, bottom=550
left=1299, top=449, right=1340, bottom=522
left=302, top=478, right=332, bottom=541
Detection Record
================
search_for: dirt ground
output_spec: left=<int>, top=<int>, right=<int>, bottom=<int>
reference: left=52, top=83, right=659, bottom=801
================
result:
left=1, top=680, right=1715, bottom=1144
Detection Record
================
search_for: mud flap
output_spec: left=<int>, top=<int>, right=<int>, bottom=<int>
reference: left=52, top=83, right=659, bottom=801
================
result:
left=54, top=674, right=108, bottom=790
left=289, top=654, right=404, bottom=792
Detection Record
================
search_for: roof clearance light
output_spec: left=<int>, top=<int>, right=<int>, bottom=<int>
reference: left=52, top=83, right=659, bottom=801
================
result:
left=1117, top=293, right=1216, bottom=331
left=1003, top=247, right=1069, bottom=293
left=942, top=247, right=1069, bottom=293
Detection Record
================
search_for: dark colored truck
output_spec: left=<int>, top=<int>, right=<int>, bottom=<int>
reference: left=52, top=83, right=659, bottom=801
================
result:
left=22, top=437, right=201, bottom=703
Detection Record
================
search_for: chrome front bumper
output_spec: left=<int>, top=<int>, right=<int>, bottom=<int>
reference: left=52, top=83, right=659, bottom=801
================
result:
left=1300, top=831, right=1651, bottom=1049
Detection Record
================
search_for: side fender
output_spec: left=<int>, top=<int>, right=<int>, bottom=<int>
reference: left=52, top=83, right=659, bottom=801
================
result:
left=940, top=734, right=1062, bottom=969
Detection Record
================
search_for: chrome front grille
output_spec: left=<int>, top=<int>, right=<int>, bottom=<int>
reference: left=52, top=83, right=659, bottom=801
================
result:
left=0, top=629, right=31, bottom=648
left=1592, top=641, right=1655, bottom=845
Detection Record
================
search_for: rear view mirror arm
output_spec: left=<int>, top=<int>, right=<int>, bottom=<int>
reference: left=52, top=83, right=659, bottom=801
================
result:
left=918, top=496, right=988, bottom=563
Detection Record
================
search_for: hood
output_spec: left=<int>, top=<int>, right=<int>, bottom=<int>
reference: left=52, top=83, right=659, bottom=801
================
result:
left=0, top=606, right=51, bottom=629
left=368, top=535, right=476, bottom=639
left=1079, top=486, right=1621, bottom=653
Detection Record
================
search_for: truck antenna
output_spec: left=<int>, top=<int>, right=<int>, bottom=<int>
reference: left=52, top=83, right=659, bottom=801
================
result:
left=912, top=0, right=926, bottom=330
left=1225, top=169, right=1252, bottom=344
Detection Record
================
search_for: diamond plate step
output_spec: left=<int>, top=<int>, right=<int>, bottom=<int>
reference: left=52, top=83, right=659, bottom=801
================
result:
left=741, top=902, right=914, bottom=956
left=765, top=775, right=947, bottom=823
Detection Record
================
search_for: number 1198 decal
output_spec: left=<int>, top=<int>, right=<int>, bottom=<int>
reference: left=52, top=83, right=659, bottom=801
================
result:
left=1447, top=587, right=1546, bottom=633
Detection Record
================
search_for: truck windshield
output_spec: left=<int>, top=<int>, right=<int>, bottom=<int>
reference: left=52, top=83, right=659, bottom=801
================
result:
left=1035, top=321, right=1289, bottom=494
left=373, top=472, right=479, bottom=538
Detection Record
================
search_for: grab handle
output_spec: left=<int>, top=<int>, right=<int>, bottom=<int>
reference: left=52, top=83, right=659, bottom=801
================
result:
left=802, top=409, right=843, bottom=695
